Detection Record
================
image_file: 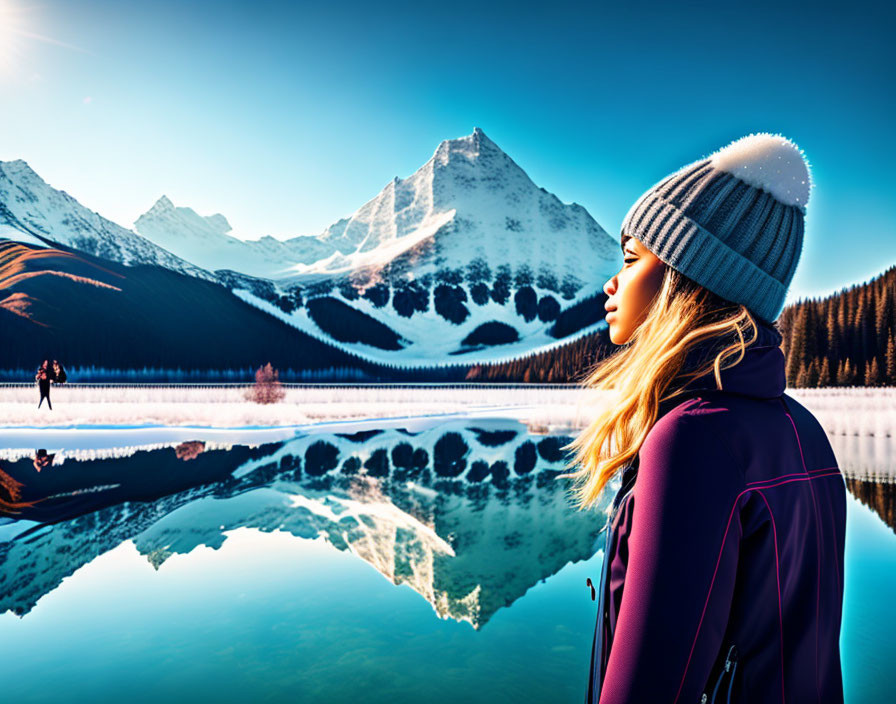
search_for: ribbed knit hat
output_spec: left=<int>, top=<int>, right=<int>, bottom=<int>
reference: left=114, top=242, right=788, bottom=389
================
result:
left=620, top=133, right=813, bottom=323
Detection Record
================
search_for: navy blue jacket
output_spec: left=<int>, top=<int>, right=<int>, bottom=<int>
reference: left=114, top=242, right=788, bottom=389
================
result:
left=586, top=320, right=847, bottom=703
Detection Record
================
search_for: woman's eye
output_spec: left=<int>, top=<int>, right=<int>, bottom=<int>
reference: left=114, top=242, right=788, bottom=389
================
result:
left=623, top=257, right=637, bottom=264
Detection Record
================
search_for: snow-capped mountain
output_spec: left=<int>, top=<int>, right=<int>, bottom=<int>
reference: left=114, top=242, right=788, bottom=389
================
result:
left=207, top=128, right=620, bottom=364
left=132, top=127, right=619, bottom=287
left=0, top=160, right=214, bottom=281
left=300, top=126, right=617, bottom=281
left=134, top=196, right=335, bottom=279
left=1, top=129, right=620, bottom=368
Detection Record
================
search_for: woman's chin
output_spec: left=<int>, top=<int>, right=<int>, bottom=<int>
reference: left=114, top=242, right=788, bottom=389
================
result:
left=607, top=324, right=628, bottom=346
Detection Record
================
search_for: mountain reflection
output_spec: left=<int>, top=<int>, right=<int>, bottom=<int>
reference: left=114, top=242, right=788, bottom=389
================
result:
left=0, top=420, right=607, bottom=627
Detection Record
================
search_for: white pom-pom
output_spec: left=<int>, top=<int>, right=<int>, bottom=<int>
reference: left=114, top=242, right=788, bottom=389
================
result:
left=708, top=133, right=812, bottom=210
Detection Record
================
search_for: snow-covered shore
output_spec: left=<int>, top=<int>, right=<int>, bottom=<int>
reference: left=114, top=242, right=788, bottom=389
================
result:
left=0, top=385, right=891, bottom=479
left=0, top=385, right=601, bottom=435
left=0, top=385, right=892, bottom=435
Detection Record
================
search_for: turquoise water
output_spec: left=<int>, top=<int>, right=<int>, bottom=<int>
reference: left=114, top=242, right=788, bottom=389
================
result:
left=0, top=419, right=892, bottom=702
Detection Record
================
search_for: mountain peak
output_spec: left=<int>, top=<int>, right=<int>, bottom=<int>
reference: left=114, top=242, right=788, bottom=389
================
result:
left=1, top=159, right=39, bottom=179
left=0, top=163, right=212, bottom=279
left=432, top=128, right=505, bottom=170
left=471, top=126, right=492, bottom=145
left=149, top=195, right=175, bottom=212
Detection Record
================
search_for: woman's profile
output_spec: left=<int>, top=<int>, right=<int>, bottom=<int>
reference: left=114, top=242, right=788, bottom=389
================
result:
left=561, top=133, right=847, bottom=703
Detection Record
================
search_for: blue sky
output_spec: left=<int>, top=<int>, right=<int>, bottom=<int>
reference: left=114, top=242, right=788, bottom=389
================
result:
left=1, top=0, right=893, bottom=305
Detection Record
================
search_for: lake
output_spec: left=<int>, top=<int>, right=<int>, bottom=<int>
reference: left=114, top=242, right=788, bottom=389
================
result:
left=0, top=416, right=893, bottom=703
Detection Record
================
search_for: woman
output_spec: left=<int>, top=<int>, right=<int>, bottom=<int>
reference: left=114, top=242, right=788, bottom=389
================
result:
left=562, top=133, right=847, bottom=703
left=35, top=359, right=53, bottom=410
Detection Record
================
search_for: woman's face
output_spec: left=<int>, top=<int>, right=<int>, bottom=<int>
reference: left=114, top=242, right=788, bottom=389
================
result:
left=602, top=235, right=667, bottom=345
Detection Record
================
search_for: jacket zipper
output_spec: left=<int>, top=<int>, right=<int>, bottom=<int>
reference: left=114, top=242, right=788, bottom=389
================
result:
left=703, top=643, right=738, bottom=704
left=585, top=461, right=639, bottom=703
left=590, top=462, right=638, bottom=600
left=607, top=483, right=635, bottom=533
left=605, top=461, right=639, bottom=532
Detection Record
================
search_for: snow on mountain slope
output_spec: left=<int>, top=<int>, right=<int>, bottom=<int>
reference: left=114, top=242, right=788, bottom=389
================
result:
left=0, top=223, right=48, bottom=249
left=0, top=160, right=215, bottom=281
left=283, top=127, right=618, bottom=286
left=132, top=127, right=619, bottom=292
left=1, top=130, right=620, bottom=368
left=134, top=196, right=335, bottom=278
left=211, top=128, right=621, bottom=363
left=232, top=286, right=608, bottom=367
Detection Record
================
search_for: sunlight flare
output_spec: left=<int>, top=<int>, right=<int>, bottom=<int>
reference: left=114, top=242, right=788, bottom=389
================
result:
left=0, top=0, right=90, bottom=77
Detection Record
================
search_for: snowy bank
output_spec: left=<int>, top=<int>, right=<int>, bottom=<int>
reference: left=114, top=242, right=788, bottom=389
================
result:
left=0, top=384, right=891, bottom=438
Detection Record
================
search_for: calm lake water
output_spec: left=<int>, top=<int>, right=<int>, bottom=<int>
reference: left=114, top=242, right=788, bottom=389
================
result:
left=0, top=417, right=893, bottom=703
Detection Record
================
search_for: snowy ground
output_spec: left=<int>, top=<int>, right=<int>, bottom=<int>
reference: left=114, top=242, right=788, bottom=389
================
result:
left=0, top=384, right=599, bottom=427
left=0, top=385, right=891, bottom=477
left=0, top=385, right=892, bottom=434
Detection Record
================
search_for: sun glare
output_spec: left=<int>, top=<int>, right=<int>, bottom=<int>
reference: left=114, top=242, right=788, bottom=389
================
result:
left=0, top=0, right=89, bottom=79
left=0, top=0, right=30, bottom=76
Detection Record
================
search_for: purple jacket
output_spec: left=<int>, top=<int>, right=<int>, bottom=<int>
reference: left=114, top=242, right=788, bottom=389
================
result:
left=585, top=320, right=847, bottom=704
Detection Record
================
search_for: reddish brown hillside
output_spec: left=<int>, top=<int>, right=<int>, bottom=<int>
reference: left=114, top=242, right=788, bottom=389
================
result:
left=0, top=239, right=391, bottom=375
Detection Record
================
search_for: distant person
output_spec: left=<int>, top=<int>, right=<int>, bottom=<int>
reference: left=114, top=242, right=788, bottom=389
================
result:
left=564, top=134, right=846, bottom=703
left=35, top=360, right=53, bottom=410
left=52, top=360, right=67, bottom=385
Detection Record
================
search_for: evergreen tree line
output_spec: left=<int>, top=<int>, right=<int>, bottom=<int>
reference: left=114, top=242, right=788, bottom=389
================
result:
left=464, top=328, right=612, bottom=384
left=778, top=263, right=896, bottom=387
left=0, top=365, right=373, bottom=383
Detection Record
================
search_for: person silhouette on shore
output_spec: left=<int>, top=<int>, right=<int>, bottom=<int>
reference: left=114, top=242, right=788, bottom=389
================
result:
left=51, top=360, right=67, bottom=385
left=36, top=360, right=53, bottom=410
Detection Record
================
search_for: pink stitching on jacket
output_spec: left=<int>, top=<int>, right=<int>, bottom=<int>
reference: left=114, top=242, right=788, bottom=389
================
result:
left=671, top=491, right=744, bottom=704
left=764, top=403, right=843, bottom=609
left=671, top=473, right=840, bottom=703
left=785, top=411, right=809, bottom=471
left=756, top=489, right=787, bottom=704
left=746, top=466, right=839, bottom=485
left=744, top=472, right=841, bottom=491
left=784, top=411, right=823, bottom=704
left=791, top=421, right=822, bottom=704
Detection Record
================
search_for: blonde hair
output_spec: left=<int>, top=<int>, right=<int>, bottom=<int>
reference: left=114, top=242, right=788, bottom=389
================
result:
left=558, top=264, right=762, bottom=511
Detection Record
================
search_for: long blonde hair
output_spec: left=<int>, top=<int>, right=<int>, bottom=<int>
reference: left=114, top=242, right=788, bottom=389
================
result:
left=558, top=264, right=762, bottom=511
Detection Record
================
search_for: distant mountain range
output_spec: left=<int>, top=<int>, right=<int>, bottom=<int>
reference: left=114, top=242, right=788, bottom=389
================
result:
left=0, top=128, right=617, bottom=375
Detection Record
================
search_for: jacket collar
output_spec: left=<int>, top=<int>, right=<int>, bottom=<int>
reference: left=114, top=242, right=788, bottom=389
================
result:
left=671, top=319, right=786, bottom=401
left=626, top=320, right=786, bottom=472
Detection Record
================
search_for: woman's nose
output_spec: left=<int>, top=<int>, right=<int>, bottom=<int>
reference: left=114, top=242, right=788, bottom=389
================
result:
left=603, top=276, right=616, bottom=297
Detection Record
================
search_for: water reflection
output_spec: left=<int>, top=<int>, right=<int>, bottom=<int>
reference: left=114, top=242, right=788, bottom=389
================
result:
left=1, top=419, right=895, bottom=703
left=845, top=478, right=896, bottom=534
left=0, top=420, right=607, bottom=626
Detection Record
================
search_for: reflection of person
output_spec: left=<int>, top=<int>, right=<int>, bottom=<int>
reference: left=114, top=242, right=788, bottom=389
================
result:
left=35, top=360, right=53, bottom=410
left=565, top=134, right=846, bottom=703
left=33, top=449, right=56, bottom=473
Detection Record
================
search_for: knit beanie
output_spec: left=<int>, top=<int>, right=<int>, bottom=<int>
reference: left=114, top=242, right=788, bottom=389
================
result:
left=620, top=133, right=813, bottom=324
